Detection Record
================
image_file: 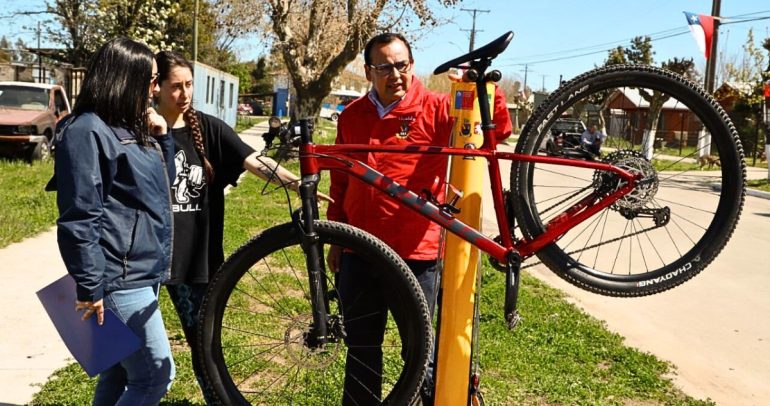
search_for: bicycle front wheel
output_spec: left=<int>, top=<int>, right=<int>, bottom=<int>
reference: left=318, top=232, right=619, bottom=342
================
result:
left=198, top=221, right=431, bottom=405
left=512, top=65, right=745, bottom=296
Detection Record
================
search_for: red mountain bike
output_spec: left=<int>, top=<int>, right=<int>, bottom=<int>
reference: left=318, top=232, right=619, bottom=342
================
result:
left=197, top=32, right=745, bottom=405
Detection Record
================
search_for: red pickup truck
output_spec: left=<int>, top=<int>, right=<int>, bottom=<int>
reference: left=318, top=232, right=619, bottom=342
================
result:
left=0, top=82, right=71, bottom=162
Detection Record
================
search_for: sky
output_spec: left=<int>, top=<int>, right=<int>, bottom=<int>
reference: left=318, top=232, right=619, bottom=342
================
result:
left=405, top=0, right=770, bottom=92
left=1, top=0, right=769, bottom=92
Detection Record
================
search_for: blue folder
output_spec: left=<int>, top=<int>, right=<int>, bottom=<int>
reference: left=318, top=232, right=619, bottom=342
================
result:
left=36, top=274, right=141, bottom=377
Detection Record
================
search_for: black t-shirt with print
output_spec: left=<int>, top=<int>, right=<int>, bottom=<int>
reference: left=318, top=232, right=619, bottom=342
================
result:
left=166, top=112, right=255, bottom=285
left=168, top=126, right=209, bottom=284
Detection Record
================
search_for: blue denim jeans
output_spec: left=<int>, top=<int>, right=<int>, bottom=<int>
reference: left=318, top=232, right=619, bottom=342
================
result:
left=93, top=284, right=175, bottom=406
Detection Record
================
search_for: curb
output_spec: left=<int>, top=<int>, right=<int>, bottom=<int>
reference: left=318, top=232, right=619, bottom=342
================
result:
left=712, top=183, right=770, bottom=200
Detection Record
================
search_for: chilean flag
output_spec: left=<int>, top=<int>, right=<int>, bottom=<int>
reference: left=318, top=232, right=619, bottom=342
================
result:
left=684, top=11, right=715, bottom=59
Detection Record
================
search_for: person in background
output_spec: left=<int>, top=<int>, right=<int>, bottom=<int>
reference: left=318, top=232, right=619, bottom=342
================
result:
left=153, top=50, right=330, bottom=403
left=326, top=32, right=512, bottom=405
left=581, top=124, right=605, bottom=156
left=53, top=37, right=176, bottom=405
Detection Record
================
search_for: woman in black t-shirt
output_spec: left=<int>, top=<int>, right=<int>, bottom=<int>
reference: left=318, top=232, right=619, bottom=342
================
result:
left=154, top=50, right=329, bottom=402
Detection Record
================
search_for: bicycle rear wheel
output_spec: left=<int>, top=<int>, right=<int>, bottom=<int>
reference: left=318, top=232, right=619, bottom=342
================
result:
left=512, top=65, right=745, bottom=296
left=198, top=221, right=431, bottom=405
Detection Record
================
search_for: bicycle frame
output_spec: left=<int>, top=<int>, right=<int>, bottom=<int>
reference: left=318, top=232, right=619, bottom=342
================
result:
left=299, top=141, right=639, bottom=265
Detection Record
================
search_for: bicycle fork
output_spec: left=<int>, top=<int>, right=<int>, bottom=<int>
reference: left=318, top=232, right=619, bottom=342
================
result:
left=295, top=119, right=333, bottom=348
left=293, top=173, right=332, bottom=348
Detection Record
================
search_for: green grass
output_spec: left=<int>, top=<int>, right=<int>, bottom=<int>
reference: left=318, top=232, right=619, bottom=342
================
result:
left=0, top=159, right=58, bottom=249
left=235, top=115, right=260, bottom=133
left=476, top=270, right=708, bottom=405
left=29, top=166, right=711, bottom=405
left=0, top=123, right=712, bottom=404
left=747, top=178, right=770, bottom=192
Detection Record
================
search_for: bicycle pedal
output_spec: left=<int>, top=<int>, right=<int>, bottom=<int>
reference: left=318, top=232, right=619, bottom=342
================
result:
left=506, top=310, right=522, bottom=330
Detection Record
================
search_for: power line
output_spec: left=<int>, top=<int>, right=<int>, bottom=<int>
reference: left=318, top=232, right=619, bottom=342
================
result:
left=498, top=31, right=690, bottom=67
left=500, top=12, right=770, bottom=68
left=506, top=27, right=686, bottom=61
left=722, top=15, right=770, bottom=25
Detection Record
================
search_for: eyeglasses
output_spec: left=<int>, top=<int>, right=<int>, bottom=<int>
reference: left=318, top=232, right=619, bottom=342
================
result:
left=368, top=60, right=411, bottom=76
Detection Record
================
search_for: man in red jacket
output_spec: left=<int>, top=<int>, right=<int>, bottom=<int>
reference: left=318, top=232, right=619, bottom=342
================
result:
left=326, top=32, right=512, bottom=406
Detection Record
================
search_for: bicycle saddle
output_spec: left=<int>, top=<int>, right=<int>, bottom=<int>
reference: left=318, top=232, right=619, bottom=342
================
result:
left=433, top=31, right=514, bottom=75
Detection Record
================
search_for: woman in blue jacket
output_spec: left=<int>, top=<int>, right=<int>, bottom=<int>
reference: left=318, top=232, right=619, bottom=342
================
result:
left=54, top=37, right=176, bottom=405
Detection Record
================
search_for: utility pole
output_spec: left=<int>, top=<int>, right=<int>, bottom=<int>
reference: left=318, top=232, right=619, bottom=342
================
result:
left=36, top=21, right=42, bottom=83
left=704, top=0, right=721, bottom=93
left=540, top=74, right=548, bottom=92
left=764, top=61, right=770, bottom=181
left=699, top=0, right=720, bottom=158
left=460, top=8, right=489, bottom=51
left=193, top=0, right=199, bottom=63
left=522, top=64, right=529, bottom=93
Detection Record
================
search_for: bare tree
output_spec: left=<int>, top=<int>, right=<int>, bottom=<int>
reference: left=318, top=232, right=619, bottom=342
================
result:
left=220, top=0, right=460, bottom=119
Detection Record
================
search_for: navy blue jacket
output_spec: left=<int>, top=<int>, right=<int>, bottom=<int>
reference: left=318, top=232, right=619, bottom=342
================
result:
left=54, top=113, right=175, bottom=302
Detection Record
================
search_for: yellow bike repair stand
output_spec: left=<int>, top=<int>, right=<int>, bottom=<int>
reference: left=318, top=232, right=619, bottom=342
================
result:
left=434, top=81, right=494, bottom=405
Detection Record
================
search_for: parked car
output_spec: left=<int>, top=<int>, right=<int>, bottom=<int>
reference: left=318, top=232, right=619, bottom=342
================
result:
left=237, top=103, right=253, bottom=116
left=0, top=82, right=71, bottom=162
left=541, top=117, right=587, bottom=156
left=320, top=89, right=362, bottom=121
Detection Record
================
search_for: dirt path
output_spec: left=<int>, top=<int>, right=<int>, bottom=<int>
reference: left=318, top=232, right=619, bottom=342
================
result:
left=0, top=229, right=71, bottom=405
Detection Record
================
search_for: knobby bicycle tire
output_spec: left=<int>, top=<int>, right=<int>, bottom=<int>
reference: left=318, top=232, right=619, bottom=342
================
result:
left=197, top=220, right=431, bottom=405
left=512, top=64, right=745, bottom=296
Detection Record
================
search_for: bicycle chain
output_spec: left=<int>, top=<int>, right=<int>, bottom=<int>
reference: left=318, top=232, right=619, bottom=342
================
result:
left=539, top=183, right=597, bottom=216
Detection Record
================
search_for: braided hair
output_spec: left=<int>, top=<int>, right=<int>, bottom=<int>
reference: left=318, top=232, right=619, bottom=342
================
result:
left=183, top=105, right=214, bottom=183
left=156, top=50, right=214, bottom=183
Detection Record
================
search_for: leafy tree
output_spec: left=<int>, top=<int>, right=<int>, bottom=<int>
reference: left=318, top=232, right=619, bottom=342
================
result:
left=0, top=36, right=11, bottom=63
left=220, top=0, right=461, bottom=119
left=605, top=46, right=626, bottom=65
left=599, top=36, right=694, bottom=157
left=624, top=36, right=653, bottom=65
left=718, top=29, right=769, bottom=160
left=250, top=56, right=274, bottom=95
left=14, top=38, right=37, bottom=64
left=595, top=39, right=654, bottom=135
left=226, top=60, right=256, bottom=94
left=43, top=0, right=180, bottom=66
left=164, top=0, right=225, bottom=65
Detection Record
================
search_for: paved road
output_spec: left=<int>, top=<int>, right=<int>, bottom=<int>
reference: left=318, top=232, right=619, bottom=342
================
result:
left=0, top=125, right=269, bottom=406
left=482, top=146, right=770, bottom=405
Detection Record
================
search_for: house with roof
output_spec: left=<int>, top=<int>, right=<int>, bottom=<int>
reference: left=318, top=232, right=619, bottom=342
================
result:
left=713, top=81, right=754, bottom=114
left=605, top=87, right=699, bottom=148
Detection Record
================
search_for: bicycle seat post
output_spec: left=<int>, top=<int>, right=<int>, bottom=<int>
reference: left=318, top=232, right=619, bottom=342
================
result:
left=472, top=62, right=495, bottom=135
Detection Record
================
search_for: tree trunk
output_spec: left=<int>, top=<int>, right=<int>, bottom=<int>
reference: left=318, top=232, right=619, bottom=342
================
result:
left=638, top=89, right=669, bottom=159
